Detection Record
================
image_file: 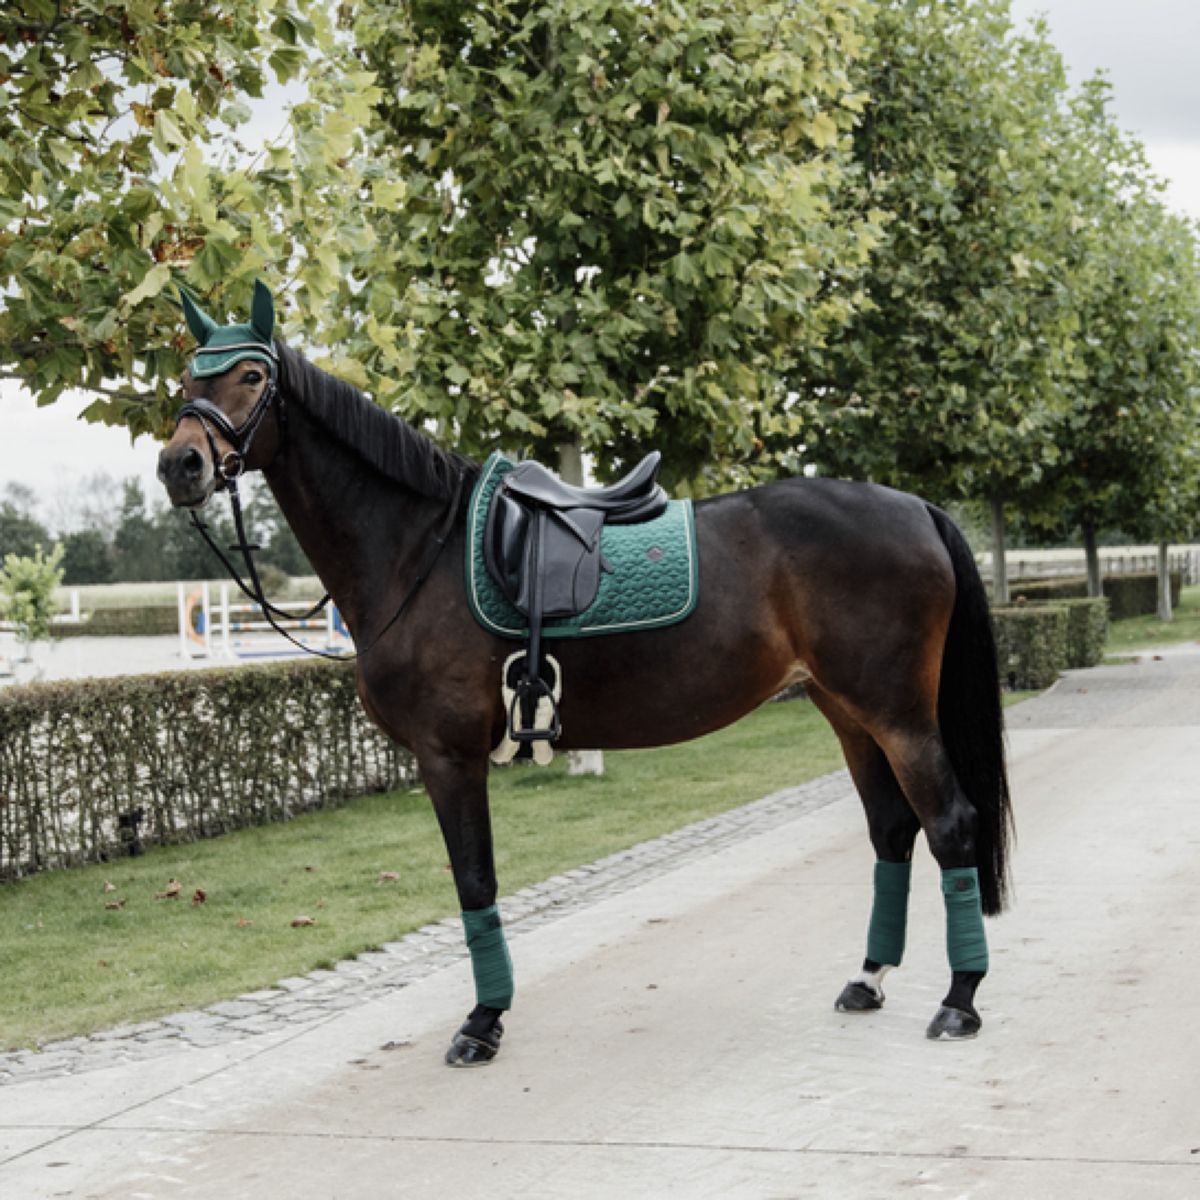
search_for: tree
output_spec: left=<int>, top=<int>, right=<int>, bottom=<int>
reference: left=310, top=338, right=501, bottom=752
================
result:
left=47, top=471, right=122, bottom=542
left=1098, top=207, right=1200, bottom=619
left=1026, top=82, right=1200, bottom=598
left=111, top=478, right=167, bottom=580
left=244, top=483, right=313, bottom=577
left=803, top=1, right=1085, bottom=600
left=320, top=0, right=878, bottom=489
left=60, top=528, right=116, bottom=585
left=0, top=485, right=50, bottom=559
left=0, top=543, right=65, bottom=657
left=157, top=506, right=225, bottom=581
left=0, top=1, right=377, bottom=436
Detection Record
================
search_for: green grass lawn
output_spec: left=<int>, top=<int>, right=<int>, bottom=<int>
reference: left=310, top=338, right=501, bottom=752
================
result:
left=1, top=699, right=843, bottom=1051
left=1104, top=584, right=1200, bottom=655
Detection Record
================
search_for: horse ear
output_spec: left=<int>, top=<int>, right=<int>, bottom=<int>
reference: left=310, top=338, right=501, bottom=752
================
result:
left=179, top=288, right=218, bottom=346
left=250, top=279, right=275, bottom=343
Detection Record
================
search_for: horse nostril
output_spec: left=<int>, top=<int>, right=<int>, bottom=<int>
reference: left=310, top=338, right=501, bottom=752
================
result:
left=158, top=446, right=206, bottom=485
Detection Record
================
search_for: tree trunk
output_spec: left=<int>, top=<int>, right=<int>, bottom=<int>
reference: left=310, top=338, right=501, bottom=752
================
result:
left=1082, top=521, right=1102, bottom=599
left=990, top=493, right=1009, bottom=606
left=1157, top=541, right=1174, bottom=622
left=558, top=438, right=605, bottom=777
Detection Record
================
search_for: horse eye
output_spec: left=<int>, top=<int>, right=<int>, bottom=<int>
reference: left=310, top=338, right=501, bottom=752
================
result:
left=243, top=370, right=263, bottom=385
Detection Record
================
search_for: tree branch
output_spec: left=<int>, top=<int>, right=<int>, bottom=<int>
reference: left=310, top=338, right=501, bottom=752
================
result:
left=0, top=370, right=151, bottom=405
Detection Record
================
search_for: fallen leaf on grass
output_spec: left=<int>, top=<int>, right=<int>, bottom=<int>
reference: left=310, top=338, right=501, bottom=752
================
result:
left=291, top=916, right=316, bottom=927
left=103, top=881, right=117, bottom=894
left=104, top=899, right=126, bottom=911
left=156, top=879, right=182, bottom=900
left=378, top=872, right=400, bottom=884
left=236, top=918, right=254, bottom=929
left=192, top=889, right=207, bottom=906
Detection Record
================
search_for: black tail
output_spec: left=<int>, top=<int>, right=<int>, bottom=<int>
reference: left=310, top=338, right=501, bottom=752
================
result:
left=926, top=505, right=1013, bottom=915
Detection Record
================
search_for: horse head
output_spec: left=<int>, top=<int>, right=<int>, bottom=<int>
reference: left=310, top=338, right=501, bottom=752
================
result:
left=158, top=280, right=281, bottom=508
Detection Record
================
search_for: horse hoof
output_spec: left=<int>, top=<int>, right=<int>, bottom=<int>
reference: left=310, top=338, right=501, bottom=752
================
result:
left=925, top=1005, right=981, bottom=1040
left=835, top=980, right=884, bottom=1012
left=445, top=1031, right=499, bottom=1066
left=444, top=1019, right=504, bottom=1067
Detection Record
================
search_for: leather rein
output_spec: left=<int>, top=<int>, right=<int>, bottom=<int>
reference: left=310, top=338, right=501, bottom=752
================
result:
left=174, top=357, right=461, bottom=662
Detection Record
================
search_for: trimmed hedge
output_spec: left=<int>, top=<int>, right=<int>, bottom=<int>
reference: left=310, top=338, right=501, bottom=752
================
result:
left=1055, top=597, right=1109, bottom=670
left=1010, top=572, right=1180, bottom=621
left=0, top=660, right=416, bottom=880
left=1104, top=571, right=1181, bottom=621
left=1009, top=577, right=1086, bottom=603
left=56, top=606, right=178, bottom=638
left=991, top=596, right=1108, bottom=689
left=991, top=605, right=1068, bottom=691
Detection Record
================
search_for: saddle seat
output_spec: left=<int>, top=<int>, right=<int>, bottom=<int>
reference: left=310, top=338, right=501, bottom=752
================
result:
left=500, top=452, right=667, bottom=523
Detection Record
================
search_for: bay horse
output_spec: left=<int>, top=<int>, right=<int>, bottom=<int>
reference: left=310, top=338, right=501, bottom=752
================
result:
left=157, top=283, right=1012, bottom=1066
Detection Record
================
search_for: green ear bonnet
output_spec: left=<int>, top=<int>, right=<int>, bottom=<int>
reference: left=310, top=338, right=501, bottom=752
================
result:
left=180, top=280, right=279, bottom=379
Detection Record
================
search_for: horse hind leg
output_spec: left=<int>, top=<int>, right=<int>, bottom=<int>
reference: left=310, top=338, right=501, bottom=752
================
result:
left=875, top=721, right=990, bottom=1040
left=808, top=688, right=921, bottom=1016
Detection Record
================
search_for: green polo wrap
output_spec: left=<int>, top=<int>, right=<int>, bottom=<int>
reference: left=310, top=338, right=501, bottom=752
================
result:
left=461, top=904, right=514, bottom=1010
left=866, top=859, right=912, bottom=967
left=942, top=867, right=989, bottom=972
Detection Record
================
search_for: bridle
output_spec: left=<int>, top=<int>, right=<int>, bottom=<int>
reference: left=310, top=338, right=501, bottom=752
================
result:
left=173, top=351, right=462, bottom=661
left=173, top=349, right=342, bottom=657
left=175, top=342, right=283, bottom=485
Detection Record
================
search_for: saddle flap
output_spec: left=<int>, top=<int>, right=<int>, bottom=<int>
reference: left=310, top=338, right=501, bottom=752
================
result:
left=527, top=509, right=606, bottom=619
left=483, top=491, right=530, bottom=608
left=484, top=493, right=607, bottom=621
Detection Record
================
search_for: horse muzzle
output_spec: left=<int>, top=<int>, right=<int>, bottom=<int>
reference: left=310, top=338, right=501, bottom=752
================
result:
left=157, top=443, right=217, bottom=509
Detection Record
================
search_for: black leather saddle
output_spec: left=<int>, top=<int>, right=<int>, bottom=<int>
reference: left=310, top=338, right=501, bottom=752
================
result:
left=498, top=454, right=666, bottom=518
left=483, top=452, right=669, bottom=745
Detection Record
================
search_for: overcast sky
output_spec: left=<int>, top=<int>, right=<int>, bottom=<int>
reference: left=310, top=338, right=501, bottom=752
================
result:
left=1008, top=0, right=1200, bottom=217
left=5, top=0, right=1200, bottom=521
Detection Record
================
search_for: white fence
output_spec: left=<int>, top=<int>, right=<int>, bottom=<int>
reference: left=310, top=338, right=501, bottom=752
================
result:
left=976, top=545, right=1200, bottom=586
left=177, top=583, right=351, bottom=661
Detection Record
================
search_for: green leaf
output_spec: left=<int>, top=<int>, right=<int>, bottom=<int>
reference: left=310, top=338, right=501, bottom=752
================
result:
left=121, top=263, right=173, bottom=311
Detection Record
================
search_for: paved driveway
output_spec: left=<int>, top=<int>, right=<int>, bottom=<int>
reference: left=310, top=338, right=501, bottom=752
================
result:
left=2, top=653, right=1199, bottom=1198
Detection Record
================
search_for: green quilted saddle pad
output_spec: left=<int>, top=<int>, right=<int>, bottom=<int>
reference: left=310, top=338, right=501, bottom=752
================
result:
left=465, top=452, right=699, bottom=640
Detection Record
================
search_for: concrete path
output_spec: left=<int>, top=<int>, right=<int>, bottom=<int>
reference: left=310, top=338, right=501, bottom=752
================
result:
left=3, top=654, right=1200, bottom=1198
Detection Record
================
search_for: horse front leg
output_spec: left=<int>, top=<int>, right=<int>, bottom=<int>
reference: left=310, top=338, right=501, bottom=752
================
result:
left=419, top=748, right=512, bottom=1066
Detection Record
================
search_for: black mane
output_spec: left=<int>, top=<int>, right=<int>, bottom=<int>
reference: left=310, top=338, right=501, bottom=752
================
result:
left=275, top=341, right=478, bottom=501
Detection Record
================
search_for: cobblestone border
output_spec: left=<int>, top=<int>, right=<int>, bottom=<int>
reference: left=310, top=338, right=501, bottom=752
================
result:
left=0, top=770, right=851, bottom=1087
